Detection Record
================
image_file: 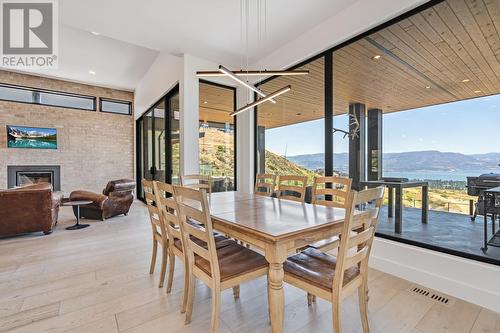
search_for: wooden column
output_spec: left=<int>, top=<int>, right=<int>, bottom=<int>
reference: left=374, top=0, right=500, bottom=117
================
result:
left=367, top=108, right=383, bottom=181
left=348, top=103, right=366, bottom=190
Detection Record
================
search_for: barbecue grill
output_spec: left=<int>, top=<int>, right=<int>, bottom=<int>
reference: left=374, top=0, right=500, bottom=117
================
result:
left=467, top=173, right=500, bottom=220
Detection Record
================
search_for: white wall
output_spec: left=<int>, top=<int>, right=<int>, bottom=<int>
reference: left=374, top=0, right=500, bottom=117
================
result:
left=134, top=52, right=182, bottom=119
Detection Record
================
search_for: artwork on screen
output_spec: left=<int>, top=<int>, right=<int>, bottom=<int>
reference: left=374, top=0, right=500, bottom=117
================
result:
left=7, top=125, right=57, bottom=149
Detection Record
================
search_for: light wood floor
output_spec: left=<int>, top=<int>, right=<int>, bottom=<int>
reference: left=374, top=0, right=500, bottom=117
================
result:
left=0, top=201, right=498, bottom=333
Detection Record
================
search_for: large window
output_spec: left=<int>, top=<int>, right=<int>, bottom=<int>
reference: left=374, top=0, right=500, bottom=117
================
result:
left=199, top=81, right=236, bottom=192
left=254, top=0, right=500, bottom=264
left=0, top=83, right=96, bottom=111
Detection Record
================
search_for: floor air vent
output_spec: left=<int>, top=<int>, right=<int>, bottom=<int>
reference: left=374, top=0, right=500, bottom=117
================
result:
left=409, top=286, right=455, bottom=306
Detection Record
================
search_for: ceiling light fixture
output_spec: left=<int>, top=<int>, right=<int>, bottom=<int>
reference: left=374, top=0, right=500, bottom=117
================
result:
left=425, top=86, right=431, bottom=89
left=219, top=65, right=276, bottom=103
left=91, top=31, right=100, bottom=36
left=230, top=85, right=291, bottom=116
left=89, top=70, right=96, bottom=75
left=196, top=70, right=309, bottom=77
left=203, top=100, right=208, bottom=104
left=462, top=79, right=470, bottom=83
left=474, top=90, right=481, bottom=93
left=372, top=55, right=381, bottom=60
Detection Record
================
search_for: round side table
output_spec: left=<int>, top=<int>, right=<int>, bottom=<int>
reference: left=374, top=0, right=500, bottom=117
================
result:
left=63, top=200, right=93, bottom=230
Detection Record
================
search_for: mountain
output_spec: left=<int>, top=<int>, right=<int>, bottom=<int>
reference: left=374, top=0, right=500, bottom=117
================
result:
left=288, top=150, right=500, bottom=172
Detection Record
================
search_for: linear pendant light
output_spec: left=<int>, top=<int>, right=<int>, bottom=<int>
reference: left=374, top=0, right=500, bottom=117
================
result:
left=219, top=65, right=276, bottom=103
left=230, top=85, right=291, bottom=116
left=196, top=69, right=309, bottom=77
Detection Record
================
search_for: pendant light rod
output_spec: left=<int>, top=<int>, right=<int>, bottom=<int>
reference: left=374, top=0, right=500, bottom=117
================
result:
left=196, top=69, right=309, bottom=77
left=230, top=85, right=291, bottom=116
left=219, top=65, right=276, bottom=103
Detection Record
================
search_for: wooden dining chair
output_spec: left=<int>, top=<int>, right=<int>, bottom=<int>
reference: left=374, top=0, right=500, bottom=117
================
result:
left=173, top=186, right=268, bottom=333
left=180, top=174, right=212, bottom=193
left=276, top=175, right=308, bottom=202
left=154, top=181, right=233, bottom=312
left=142, top=179, right=168, bottom=288
left=309, top=176, right=353, bottom=252
left=254, top=173, right=277, bottom=197
left=283, top=186, right=384, bottom=333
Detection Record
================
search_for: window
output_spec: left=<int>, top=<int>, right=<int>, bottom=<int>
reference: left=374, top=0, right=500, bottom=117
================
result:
left=199, top=81, right=236, bottom=192
left=0, top=83, right=96, bottom=111
left=100, top=98, right=132, bottom=115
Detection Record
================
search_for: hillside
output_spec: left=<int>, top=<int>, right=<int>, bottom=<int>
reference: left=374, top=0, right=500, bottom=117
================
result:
left=264, top=150, right=319, bottom=183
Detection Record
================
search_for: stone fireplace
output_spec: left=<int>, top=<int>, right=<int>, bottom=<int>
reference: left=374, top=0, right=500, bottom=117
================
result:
left=7, top=165, right=61, bottom=190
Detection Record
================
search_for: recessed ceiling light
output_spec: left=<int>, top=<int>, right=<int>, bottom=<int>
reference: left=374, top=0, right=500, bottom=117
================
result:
left=425, top=86, right=431, bottom=89
left=474, top=90, right=481, bottom=93
left=462, top=79, right=470, bottom=83
left=372, top=55, right=381, bottom=60
left=89, top=70, right=96, bottom=75
left=203, top=100, right=208, bottom=104
left=91, top=31, right=100, bottom=36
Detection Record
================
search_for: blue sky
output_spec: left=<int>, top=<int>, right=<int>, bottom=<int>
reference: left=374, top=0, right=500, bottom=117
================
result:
left=8, top=126, right=56, bottom=135
left=265, top=94, right=500, bottom=156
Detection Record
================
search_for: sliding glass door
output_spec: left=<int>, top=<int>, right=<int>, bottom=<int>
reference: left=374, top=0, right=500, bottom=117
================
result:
left=136, top=85, right=179, bottom=199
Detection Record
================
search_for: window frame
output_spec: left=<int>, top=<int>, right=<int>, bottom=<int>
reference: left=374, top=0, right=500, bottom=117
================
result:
left=0, top=82, right=97, bottom=111
left=99, top=97, right=133, bottom=116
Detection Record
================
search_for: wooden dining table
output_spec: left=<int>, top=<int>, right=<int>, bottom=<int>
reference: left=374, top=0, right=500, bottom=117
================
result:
left=206, top=191, right=346, bottom=333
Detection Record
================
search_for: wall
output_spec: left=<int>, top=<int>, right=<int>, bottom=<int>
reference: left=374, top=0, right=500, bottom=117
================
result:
left=0, top=70, right=134, bottom=195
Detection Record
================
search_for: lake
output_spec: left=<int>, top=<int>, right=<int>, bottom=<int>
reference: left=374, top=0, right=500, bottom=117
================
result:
left=384, top=170, right=499, bottom=181
left=8, top=138, right=57, bottom=149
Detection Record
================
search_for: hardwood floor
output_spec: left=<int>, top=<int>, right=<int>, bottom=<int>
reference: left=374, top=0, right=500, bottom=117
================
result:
left=0, top=201, right=498, bottom=333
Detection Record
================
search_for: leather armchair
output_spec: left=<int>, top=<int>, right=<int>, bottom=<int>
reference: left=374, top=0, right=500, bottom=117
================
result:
left=69, top=179, right=135, bottom=221
left=0, top=183, right=63, bottom=237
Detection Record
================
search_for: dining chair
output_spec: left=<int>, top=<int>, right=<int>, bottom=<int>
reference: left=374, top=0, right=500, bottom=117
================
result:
left=309, top=176, right=353, bottom=252
left=276, top=175, right=308, bottom=202
left=283, top=186, right=384, bottom=333
left=142, top=179, right=168, bottom=288
left=180, top=174, right=212, bottom=193
left=153, top=181, right=234, bottom=310
left=255, top=173, right=277, bottom=197
left=173, top=186, right=268, bottom=333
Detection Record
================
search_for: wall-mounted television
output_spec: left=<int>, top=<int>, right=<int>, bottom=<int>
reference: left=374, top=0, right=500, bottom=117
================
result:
left=7, top=125, right=57, bottom=149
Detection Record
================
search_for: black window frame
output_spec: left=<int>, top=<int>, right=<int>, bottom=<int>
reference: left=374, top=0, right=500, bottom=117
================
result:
left=0, top=82, right=97, bottom=111
left=99, top=97, right=133, bottom=116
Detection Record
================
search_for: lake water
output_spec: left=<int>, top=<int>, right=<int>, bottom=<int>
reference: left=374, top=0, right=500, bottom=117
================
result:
left=384, top=170, right=499, bottom=181
left=8, top=139, right=57, bottom=149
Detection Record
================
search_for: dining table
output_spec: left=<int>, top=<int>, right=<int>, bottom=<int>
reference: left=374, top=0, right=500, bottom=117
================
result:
left=206, top=191, right=347, bottom=333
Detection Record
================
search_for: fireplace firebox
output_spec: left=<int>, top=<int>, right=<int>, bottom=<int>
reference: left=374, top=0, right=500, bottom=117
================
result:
left=7, top=166, right=61, bottom=190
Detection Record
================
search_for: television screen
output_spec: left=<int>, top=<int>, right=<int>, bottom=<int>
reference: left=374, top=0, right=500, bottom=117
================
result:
left=7, top=125, right=57, bottom=149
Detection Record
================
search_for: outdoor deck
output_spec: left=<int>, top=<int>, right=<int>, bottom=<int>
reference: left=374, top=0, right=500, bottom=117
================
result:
left=376, top=206, right=500, bottom=265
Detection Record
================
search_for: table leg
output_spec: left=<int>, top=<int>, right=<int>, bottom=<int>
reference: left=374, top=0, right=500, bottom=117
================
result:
left=265, top=243, right=287, bottom=333
left=482, top=212, right=488, bottom=253
left=395, top=187, right=402, bottom=234
left=422, top=186, right=428, bottom=224
left=388, top=187, right=394, bottom=218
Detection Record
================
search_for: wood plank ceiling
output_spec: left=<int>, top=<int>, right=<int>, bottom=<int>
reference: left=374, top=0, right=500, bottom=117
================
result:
left=257, top=0, right=500, bottom=129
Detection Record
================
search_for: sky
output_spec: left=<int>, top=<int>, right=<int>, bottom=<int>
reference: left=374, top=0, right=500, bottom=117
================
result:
left=265, top=94, right=500, bottom=156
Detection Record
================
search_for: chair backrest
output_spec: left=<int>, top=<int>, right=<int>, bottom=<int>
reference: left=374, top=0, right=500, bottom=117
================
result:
left=103, top=179, right=135, bottom=196
left=332, top=186, right=384, bottom=294
left=276, top=175, right=307, bottom=202
left=154, top=181, right=182, bottom=249
left=311, top=176, right=352, bottom=208
left=142, top=179, right=167, bottom=242
left=180, top=174, right=212, bottom=194
left=255, top=174, right=276, bottom=197
left=173, top=186, right=220, bottom=282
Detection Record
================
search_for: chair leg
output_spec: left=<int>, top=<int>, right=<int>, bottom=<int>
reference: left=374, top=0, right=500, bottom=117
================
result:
left=358, top=284, right=370, bottom=333
left=158, top=246, right=168, bottom=288
left=181, top=260, right=189, bottom=313
left=149, top=240, right=158, bottom=274
left=307, top=293, right=315, bottom=306
left=184, top=269, right=196, bottom=324
left=166, top=251, right=175, bottom=293
left=332, top=298, right=342, bottom=333
left=232, top=285, right=240, bottom=299
left=210, top=287, right=221, bottom=333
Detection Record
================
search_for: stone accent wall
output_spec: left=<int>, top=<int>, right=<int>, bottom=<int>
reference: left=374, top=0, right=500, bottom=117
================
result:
left=0, top=70, right=134, bottom=195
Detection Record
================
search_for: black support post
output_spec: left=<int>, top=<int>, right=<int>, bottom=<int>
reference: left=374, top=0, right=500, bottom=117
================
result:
left=367, top=108, right=383, bottom=181
left=256, top=126, right=266, bottom=174
left=324, top=53, right=333, bottom=177
left=348, top=103, right=366, bottom=190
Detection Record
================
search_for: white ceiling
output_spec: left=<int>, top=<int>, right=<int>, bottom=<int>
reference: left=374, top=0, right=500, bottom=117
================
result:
left=1, top=0, right=357, bottom=91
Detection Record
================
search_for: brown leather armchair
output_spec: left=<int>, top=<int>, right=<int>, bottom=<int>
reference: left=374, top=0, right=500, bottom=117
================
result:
left=69, top=179, right=135, bottom=221
left=0, top=183, right=63, bottom=237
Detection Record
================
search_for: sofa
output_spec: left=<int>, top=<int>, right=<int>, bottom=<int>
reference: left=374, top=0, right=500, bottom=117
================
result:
left=0, top=183, right=63, bottom=237
left=69, top=179, right=135, bottom=221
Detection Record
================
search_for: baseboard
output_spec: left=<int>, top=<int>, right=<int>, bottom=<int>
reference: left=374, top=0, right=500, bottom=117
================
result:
left=370, top=237, right=500, bottom=312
